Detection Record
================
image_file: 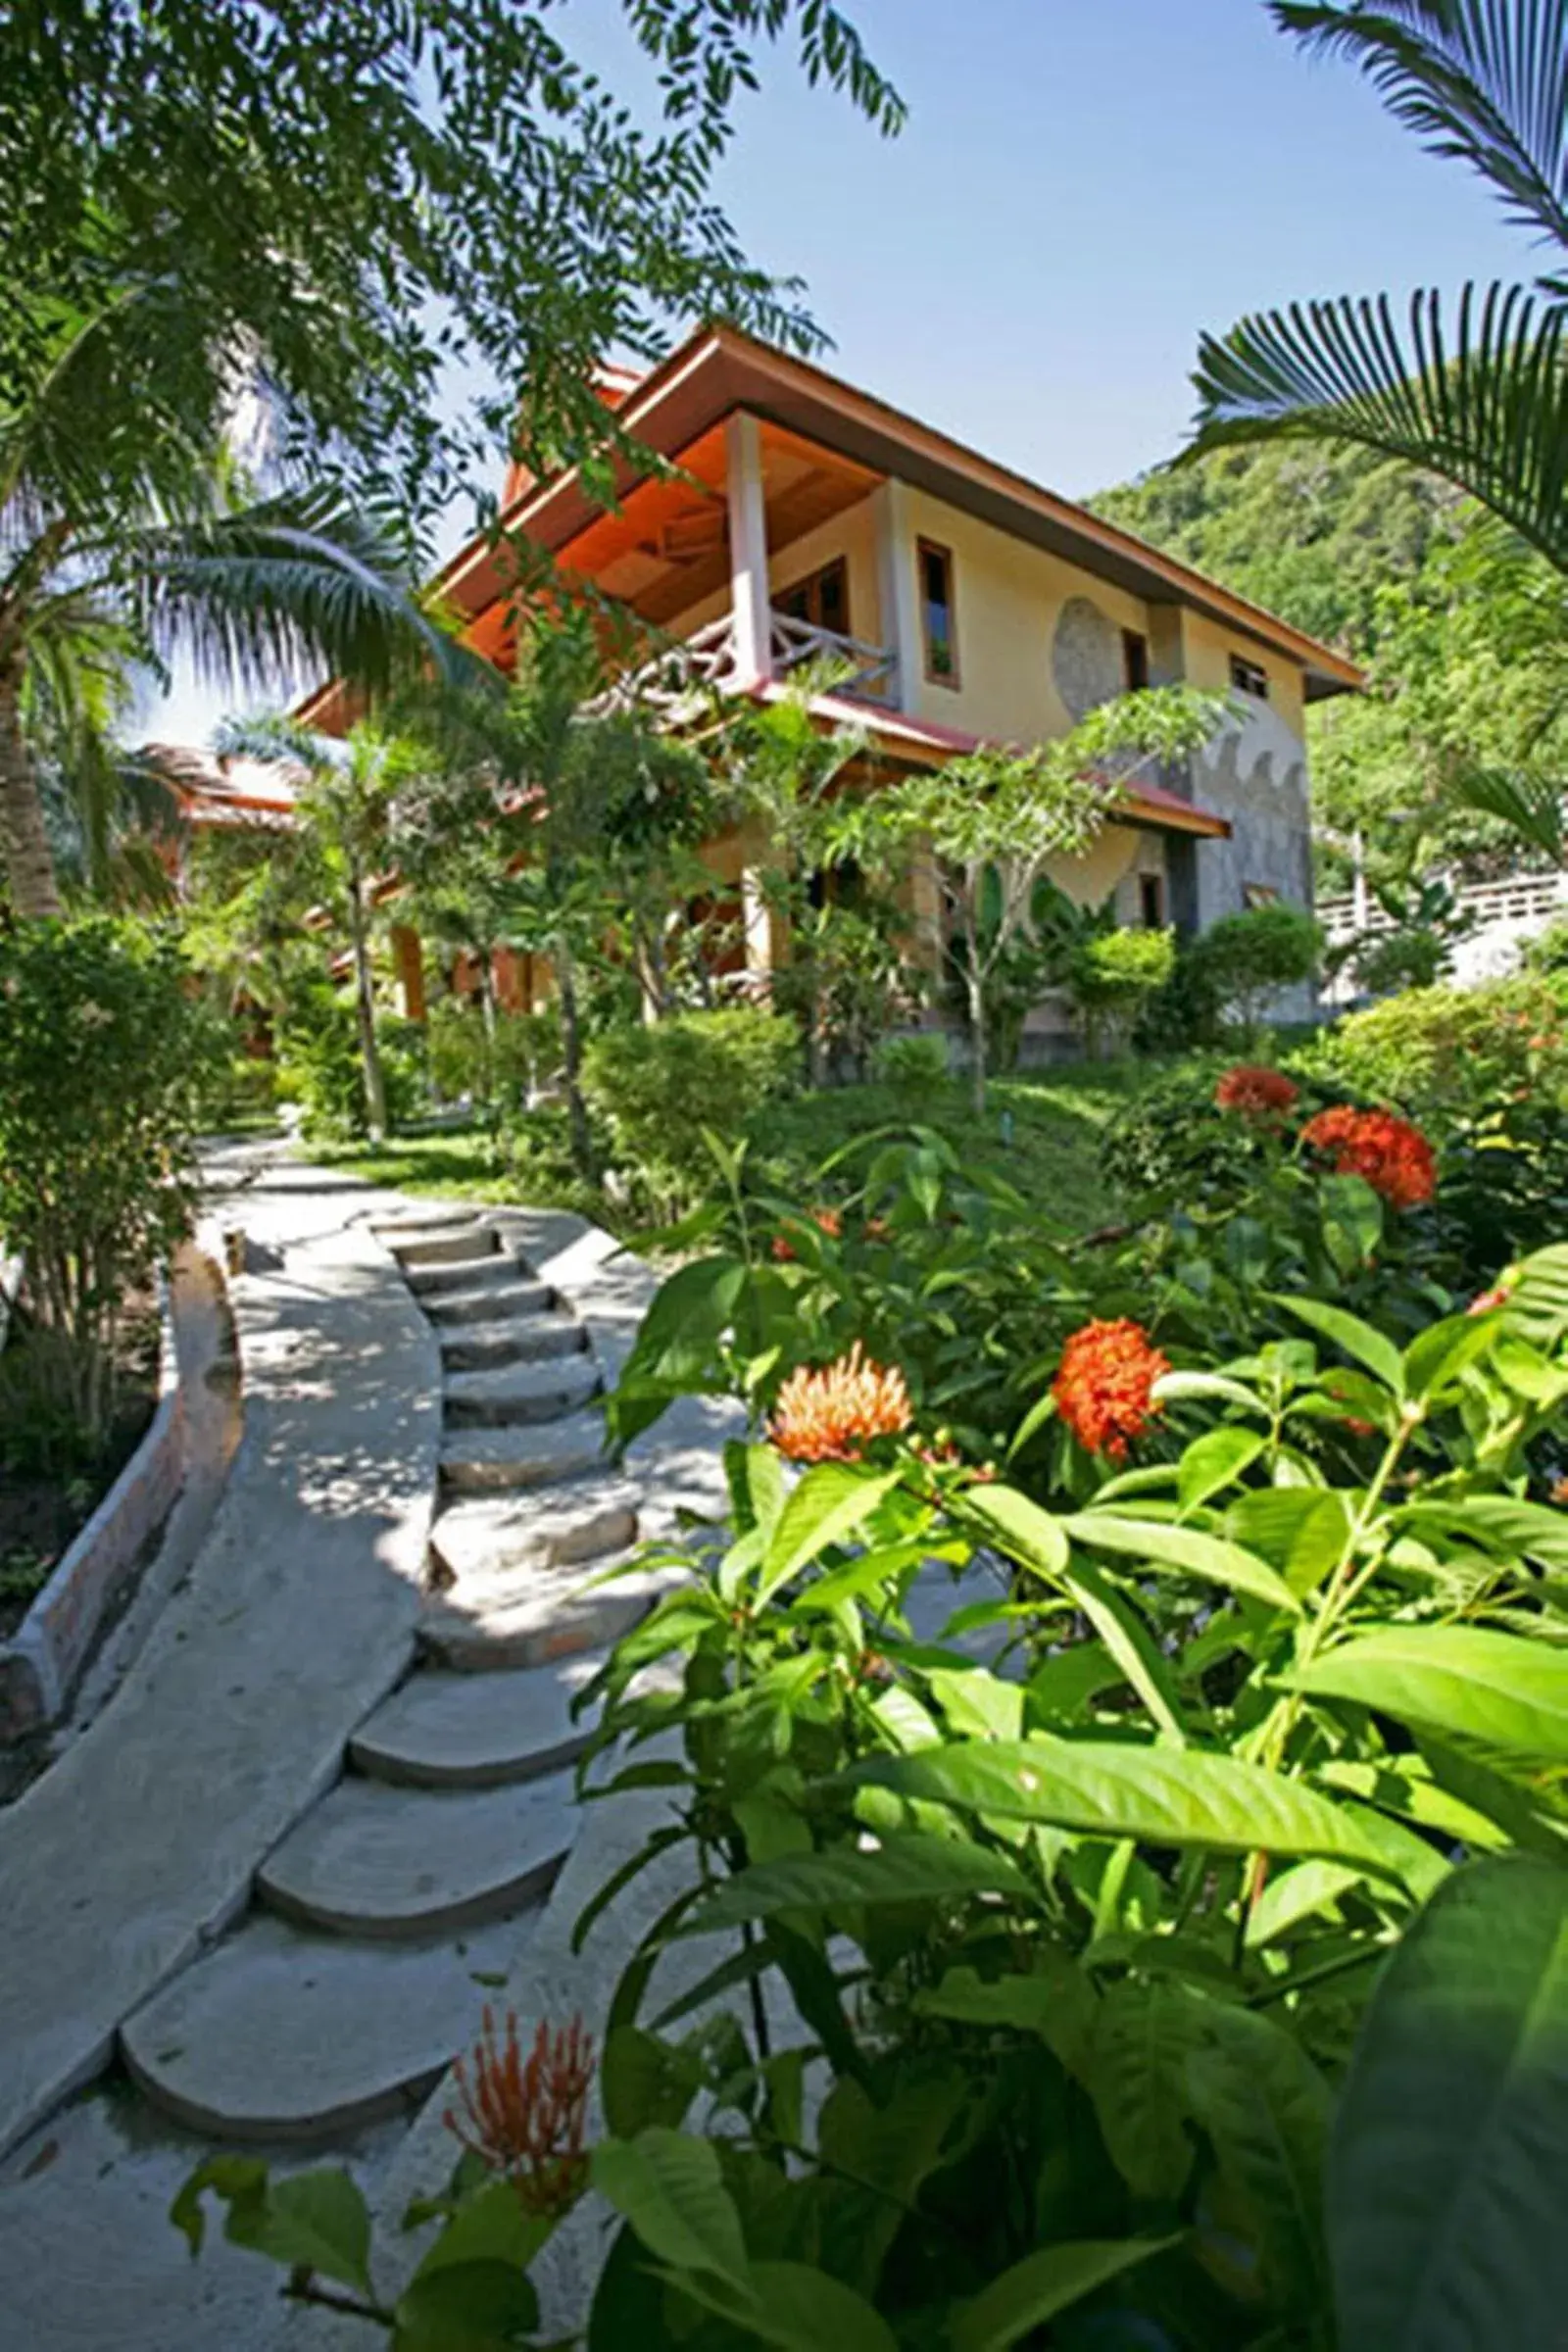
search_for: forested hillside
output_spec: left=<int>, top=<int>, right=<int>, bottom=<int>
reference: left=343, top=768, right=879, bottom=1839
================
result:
left=1092, top=445, right=1568, bottom=889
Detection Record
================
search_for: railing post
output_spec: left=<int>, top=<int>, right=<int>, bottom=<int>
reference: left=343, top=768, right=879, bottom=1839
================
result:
left=725, top=412, right=772, bottom=688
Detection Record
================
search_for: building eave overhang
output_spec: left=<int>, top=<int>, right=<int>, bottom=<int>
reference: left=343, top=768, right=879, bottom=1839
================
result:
left=432, top=323, right=1363, bottom=704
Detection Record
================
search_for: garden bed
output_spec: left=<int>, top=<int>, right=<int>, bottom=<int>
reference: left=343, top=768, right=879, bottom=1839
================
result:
left=0, top=1298, right=162, bottom=1642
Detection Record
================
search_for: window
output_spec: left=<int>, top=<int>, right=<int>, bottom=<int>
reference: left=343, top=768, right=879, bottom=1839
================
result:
left=1139, top=873, right=1165, bottom=929
left=1242, top=882, right=1280, bottom=910
left=918, top=538, right=958, bottom=685
left=1230, top=652, right=1269, bottom=701
left=1122, top=629, right=1151, bottom=692
left=777, top=557, right=850, bottom=639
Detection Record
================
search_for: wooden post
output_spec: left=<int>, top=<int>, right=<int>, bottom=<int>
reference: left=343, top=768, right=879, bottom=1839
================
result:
left=725, top=412, right=772, bottom=688
left=391, top=924, right=425, bottom=1023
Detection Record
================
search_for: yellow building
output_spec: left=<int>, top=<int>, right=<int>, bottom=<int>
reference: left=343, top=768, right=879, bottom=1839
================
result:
left=304, top=325, right=1362, bottom=1039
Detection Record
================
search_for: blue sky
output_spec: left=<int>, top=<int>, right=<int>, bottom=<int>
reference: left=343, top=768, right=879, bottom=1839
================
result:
left=154, top=0, right=1536, bottom=744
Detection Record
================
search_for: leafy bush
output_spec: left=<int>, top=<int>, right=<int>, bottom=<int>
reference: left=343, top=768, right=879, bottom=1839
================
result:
left=1524, top=914, right=1568, bottom=977
left=1298, top=975, right=1568, bottom=1127
left=870, top=1031, right=951, bottom=1094
left=192, top=1048, right=278, bottom=1134
left=581, top=1008, right=800, bottom=1218
left=275, top=994, right=420, bottom=1140
left=0, top=917, right=210, bottom=1439
left=1101, top=1056, right=1287, bottom=1201
left=1067, top=924, right=1175, bottom=1054
left=1188, top=902, right=1322, bottom=1039
left=425, top=997, right=564, bottom=1114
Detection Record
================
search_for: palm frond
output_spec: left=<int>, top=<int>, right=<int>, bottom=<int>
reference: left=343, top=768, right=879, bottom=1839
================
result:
left=1188, top=282, right=1568, bottom=571
left=1451, top=762, right=1568, bottom=864
left=1273, top=1, right=1568, bottom=265
left=113, top=487, right=488, bottom=709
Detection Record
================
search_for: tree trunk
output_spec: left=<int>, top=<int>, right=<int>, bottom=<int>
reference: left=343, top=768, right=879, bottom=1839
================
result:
left=0, top=652, right=64, bottom=917
left=555, top=940, right=596, bottom=1179
left=477, top=956, right=499, bottom=1110
left=348, top=876, right=387, bottom=1143
left=965, top=929, right=989, bottom=1117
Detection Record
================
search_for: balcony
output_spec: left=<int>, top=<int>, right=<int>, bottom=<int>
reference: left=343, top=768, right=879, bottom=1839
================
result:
left=592, top=607, right=899, bottom=724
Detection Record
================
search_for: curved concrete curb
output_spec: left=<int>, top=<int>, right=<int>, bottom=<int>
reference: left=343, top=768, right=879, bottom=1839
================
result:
left=0, top=1241, right=235, bottom=1744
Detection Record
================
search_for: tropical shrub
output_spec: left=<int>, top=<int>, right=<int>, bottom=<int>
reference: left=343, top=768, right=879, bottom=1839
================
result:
left=275, top=995, right=421, bottom=1141
left=1297, top=975, right=1568, bottom=1129
left=581, top=1009, right=800, bottom=1220
left=0, top=915, right=210, bottom=1440
left=1067, top=924, right=1175, bottom=1055
left=1100, top=1057, right=1298, bottom=1202
left=870, top=1031, right=951, bottom=1095
left=1186, top=903, right=1323, bottom=1041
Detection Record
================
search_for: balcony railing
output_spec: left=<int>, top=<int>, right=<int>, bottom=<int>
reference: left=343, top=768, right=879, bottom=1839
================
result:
left=590, top=609, right=898, bottom=722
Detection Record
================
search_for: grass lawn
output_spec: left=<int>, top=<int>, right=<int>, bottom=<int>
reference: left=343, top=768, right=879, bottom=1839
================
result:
left=310, top=1057, right=1153, bottom=1234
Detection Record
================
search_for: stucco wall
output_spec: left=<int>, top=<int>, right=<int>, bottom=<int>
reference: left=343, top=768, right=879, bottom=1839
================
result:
left=1179, top=612, right=1314, bottom=928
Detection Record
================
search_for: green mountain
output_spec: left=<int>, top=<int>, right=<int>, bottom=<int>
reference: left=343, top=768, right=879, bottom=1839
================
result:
left=1090, top=442, right=1460, bottom=658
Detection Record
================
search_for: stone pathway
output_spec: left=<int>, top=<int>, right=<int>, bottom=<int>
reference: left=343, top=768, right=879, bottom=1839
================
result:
left=0, top=1169, right=731, bottom=2350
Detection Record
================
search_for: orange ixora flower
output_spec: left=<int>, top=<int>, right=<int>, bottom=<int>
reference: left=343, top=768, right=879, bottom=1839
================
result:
left=1053, top=1318, right=1170, bottom=1462
left=768, top=1342, right=913, bottom=1463
left=771, top=1205, right=843, bottom=1261
left=1215, top=1063, right=1299, bottom=1119
left=445, top=2009, right=595, bottom=2218
left=1299, top=1105, right=1438, bottom=1210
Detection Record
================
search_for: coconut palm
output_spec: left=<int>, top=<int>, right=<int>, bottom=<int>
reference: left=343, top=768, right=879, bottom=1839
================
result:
left=1188, top=4, right=1568, bottom=574
left=1, top=278, right=467, bottom=916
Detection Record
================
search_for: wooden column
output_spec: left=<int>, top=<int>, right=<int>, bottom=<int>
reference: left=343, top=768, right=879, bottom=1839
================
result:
left=390, top=924, right=425, bottom=1022
left=725, top=411, right=772, bottom=688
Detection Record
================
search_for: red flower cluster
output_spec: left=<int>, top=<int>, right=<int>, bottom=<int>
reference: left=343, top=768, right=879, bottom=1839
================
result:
left=1053, top=1318, right=1170, bottom=1462
left=445, top=2010, right=594, bottom=2218
left=1215, top=1063, right=1298, bottom=1120
left=771, top=1205, right=843, bottom=1262
left=1299, top=1106, right=1437, bottom=1209
left=769, top=1343, right=912, bottom=1463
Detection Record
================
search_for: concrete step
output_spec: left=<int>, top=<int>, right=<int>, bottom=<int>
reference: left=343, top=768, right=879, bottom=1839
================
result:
left=423, top=1274, right=555, bottom=1327
left=412, top=1256, right=537, bottom=1305
left=349, top=1657, right=604, bottom=1788
left=429, top=1478, right=642, bottom=1585
left=394, top=1226, right=507, bottom=1272
left=368, top=1204, right=482, bottom=1239
left=121, top=1911, right=528, bottom=2143
left=258, top=1771, right=575, bottom=1938
left=444, top=1354, right=601, bottom=1429
left=439, top=1411, right=610, bottom=1494
left=440, top=1313, right=587, bottom=1373
left=421, top=1552, right=666, bottom=1671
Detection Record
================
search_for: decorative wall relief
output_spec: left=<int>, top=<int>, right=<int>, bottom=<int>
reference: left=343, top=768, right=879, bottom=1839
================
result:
left=1052, top=595, right=1122, bottom=720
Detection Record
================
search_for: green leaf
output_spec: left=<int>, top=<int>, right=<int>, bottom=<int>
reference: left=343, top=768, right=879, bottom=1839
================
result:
left=1153, top=1369, right=1265, bottom=1413
left=1185, top=2005, right=1332, bottom=2315
left=1177, top=1426, right=1265, bottom=1514
left=1328, top=1857, right=1568, bottom=2351
left=1396, top=1494, right=1568, bottom=1572
left=1088, top=1978, right=1201, bottom=2197
left=952, top=2237, right=1178, bottom=2352
left=1227, top=1488, right=1351, bottom=1598
left=968, top=1486, right=1188, bottom=1739
left=171, top=2160, right=372, bottom=2295
left=1402, top=1313, right=1499, bottom=1403
left=742, top=2261, right=898, bottom=2352
left=1246, top=1859, right=1366, bottom=1948
left=601, top=2027, right=704, bottom=2138
left=913, top=1955, right=1097, bottom=2079
left=842, top=1740, right=1404, bottom=1882
left=1295, top=1625, right=1568, bottom=1763
left=1272, top=1295, right=1404, bottom=1396
left=1060, top=1512, right=1301, bottom=1615
left=758, top=1465, right=902, bottom=1604
left=393, top=2257, right=539, bottom=2348
left=682, top=1835, right=1033, bottom=1933
left=590, top=2130, right=750, bottom=2291
left=407, top=2179, right=552, bottom=2285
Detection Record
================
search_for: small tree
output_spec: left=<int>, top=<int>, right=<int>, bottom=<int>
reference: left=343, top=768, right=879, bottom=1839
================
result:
left=1189, top=902, right=1323, bottom=1044
left=0, top=916, right=210, bottom=1441
left=1068, top=925, right=1176, bottom=1058
left=875, top=688, right=1226, bottom=1110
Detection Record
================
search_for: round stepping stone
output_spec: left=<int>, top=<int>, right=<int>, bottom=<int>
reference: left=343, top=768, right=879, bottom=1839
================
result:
left=121, top=1913, right=528, bottom=2143
left=440, top=1313, right=587, bottom=1372
left=350, top=1657, right=604, bottom=1788
left=421, top=1553, right=667, bottom=1671
left=443, top=1354, right=601, bottom=1428
left=424, top=1275, right=554, bottom=1326
left=429, top=1479, right=641, bottom=1583
left=409, top=1251, right=526, bottom=1298
left=440, top=1413, right=609, bottom=1494
left=258, top=1771, right=575, bottom=1937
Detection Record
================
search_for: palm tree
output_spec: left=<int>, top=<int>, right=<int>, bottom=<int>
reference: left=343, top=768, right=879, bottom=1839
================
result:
left=1, top=279, right=466, bottom=916
left=1188, top=4, right=1568, bottom=575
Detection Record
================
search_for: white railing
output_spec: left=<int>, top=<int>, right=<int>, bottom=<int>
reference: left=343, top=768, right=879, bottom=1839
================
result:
left=589, top=610, right=899, bottom=723
left=1319, top=869, right=1568, bottom=999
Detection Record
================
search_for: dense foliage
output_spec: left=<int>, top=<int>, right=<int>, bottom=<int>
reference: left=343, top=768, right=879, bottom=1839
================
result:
left=0, top=914, right=210, bottom=1435
left=581, top=1011, right=801, bottom=1222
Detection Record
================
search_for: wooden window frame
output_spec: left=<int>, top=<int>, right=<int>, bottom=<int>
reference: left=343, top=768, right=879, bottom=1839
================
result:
left=1230, top=651, right=1270, bottom=701
left=776, top=554, right=851, bottom=639
left=917, top=537, right=960, bottom=689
